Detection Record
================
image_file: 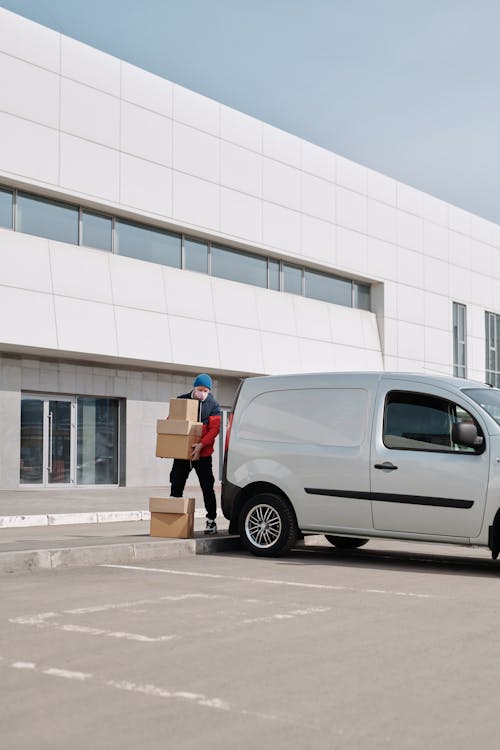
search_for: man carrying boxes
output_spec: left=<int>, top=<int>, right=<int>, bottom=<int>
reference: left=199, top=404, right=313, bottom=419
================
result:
left=156, top=374, right=221, bottom=535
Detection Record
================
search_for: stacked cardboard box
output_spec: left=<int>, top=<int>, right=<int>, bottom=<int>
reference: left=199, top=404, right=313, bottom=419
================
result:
left=155, top=398, right=203, bottom=460
left=149, top=497, right=195, bottom=538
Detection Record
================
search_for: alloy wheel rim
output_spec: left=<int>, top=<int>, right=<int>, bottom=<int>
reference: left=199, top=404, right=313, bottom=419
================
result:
left=245, top=503, right=282, bottom=548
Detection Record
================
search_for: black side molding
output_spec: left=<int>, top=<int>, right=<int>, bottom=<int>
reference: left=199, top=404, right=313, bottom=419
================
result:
left=304, top=487, right=474, bottom=510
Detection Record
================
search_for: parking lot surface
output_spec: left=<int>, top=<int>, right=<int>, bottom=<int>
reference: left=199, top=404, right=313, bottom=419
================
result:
left=2, top=539, right=499, bottom=749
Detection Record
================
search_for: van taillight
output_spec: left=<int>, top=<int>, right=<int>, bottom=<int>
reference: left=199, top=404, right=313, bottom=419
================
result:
left=224, top=412, right=234, bottom=453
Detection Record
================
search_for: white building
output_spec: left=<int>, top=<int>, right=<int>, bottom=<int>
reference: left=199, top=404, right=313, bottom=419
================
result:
left=1, top=8, right=499, bottom=493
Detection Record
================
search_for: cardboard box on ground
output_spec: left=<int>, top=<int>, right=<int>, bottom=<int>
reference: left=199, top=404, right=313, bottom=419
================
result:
left=149, top=497, right=195, bottom=538
left=156, top=399, right=203, bottom=460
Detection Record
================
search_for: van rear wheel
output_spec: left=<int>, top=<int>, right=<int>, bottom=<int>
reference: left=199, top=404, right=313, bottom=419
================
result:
left=239, top=493, right=298, bottom=557
left=324, top=535, right=368, bottom=549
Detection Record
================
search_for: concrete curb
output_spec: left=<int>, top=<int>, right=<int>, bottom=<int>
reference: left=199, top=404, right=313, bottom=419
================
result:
left=0, top=534, right=241, bottom=575
left=0, top=509, right=223, bottom=529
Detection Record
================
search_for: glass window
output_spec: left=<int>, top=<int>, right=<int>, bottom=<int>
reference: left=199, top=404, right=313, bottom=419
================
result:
left=115, top=220, right=181, bottom=268
left=17, top=192, right=79, bottom=244
left=464, top=387, right=500, bottom=426
left=485, top=311, right=500, bottom=388
left=82, top=211, right=112, bottom=251
left=383, top=391, right=481, bottom=453
left=355, top=283, right=371, bottom=311
left=283, top=264, right=302, bottom=295
left=453, top=302, right=467, bottom=378
left=0, top=188, right=13, bottom=229
left=268, top=259, right=280, bottom=291
left=211, top=244, right=267, bottom=287
left=20, top=398, right=44, bottom=484
left=184, top=237, right=208, bottom=273
left=77, top=397, right=119, bottom=485
left=305, top=269, right=352, bottom=306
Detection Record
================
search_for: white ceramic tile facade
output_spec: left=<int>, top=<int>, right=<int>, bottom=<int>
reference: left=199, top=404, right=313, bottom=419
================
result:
left=293, top=296, right=331, bottom=342
left=396, top=210, right=423, bottom=252
left=365, top=238, right=398, bottom=281
left=301, top=140, right=334, bottom=181
left=220, top=105, right=262, bottom=152
left=255, top=288, right=297, bottom=336
left=449, top=231, right=471, bottom=269
left=470, top=240, right=492, bottom=276
left=60, top=78, right=120, bottom=149
left=262, top=202, right=301, bottom=254
left=423, top=257, right=449, bottom=296
left=169, top=316, right=220, bottom=369
left=470, top=272, right=492, bottom=309
left=109, top=255, right=166, bottom=313
left=121, top=61, right=173, bottom=117
left=367, top=200, right=397, bottom=244
left=164, top=267, right=215, bottom=321
left=211, top=277, right=259, bottom=329
left=217, top=324, right=264, bottom=374
left=336, top=156, right=367, bottom=194
left=262, top=123, right=301, bottom=168
left=61, top=36, right=120, bottom=96
left=336, top=187, right=367, bottom=233
left=336, top=227, right=367, bottom=275
left=263, top=158, right=301, bottom=211
left=60, top=133, right=120, bottom=202
left=425, top=327, right=451, bottom=366
left=0, top=111, right=59, bottom=184
left=301, top=172, right=334, bottom=221
left=173, top=122, right=219, bottom=183
left=54, top=296, right=117, bottom=355
left=0, top=8, right=60, bottom=71
left=220, top=141, right=262, bottom=197
left=424, top=292, right=451, bottom=332
left=120, top=102, right=172, bottom=166
left=0, top=286, right=57, bottom=347
left=1, top=53, right=59, bottom=129
left=449, top=205, right=471, bottom=235
left=421, top=193, right=448, bottom=226
left=449, top=265, right=472, bottom=303
left=367, top=169, right=397, bottom=205
left=301, top=215, right=334, bottom=265
left=172, top=171, right=220, bottom=231
left=396, top=182, right=423, bottom=216
left=50, top=243, right=112, bottom=303
left=397, top=248, right=424, bottom=288
left=298, top=338, right=337, bottom=371
left=220, top=188, right=261, bottom=242
left=397, top=285, right=425, bottom=325
left=261, top=332, right=301, bottom=374
left=120, top=154, right=172, bottom=216
left=397, top=321, right=425, bottom=360
left=0, top=230, right=52, bottom=292
left=173, top=84, right=219, bottom=136
left=329, top=306, right=365, bottom=348
left=423, top=220, right=448, bottom=261
left=114, top=306, right=172, bottom=361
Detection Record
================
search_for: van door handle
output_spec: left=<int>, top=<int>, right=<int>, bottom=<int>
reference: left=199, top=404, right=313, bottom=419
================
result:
left=374, top=462, right=398, bottom=471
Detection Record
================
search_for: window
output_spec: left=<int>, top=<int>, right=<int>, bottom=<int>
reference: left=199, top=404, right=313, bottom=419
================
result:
left=283, top=264, right=302, bottom=295
left=17, top=192, right=79, bottom=244
left=383, top=391, right=482, bottom=453
left=268, top=259, right=280, bottom=291
left=305, top=269, right=352, bottom=306
left=82, top=211, right=112, bottom=251
left=453, top=302, right=467, bottom=378
left=354, top=283, right=371, bottom=311
left=115, top=220, right=181, bottom=268
left=0, top=188, right=13, bottom=229
left=77, top=397, right=119, bottom=485
left=211, top=245, right=267, bottom=287
left=485, top=312, right=500, bottom=387
left=184, top=237, right=208, bottom=273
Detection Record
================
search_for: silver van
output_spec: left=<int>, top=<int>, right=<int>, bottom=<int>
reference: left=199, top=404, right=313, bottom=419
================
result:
left=221, top=372, right=500, bottom=558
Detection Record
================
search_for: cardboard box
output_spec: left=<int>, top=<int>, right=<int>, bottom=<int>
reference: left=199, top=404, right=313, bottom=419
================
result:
left=150, top=511, right=194, bottom=538
left=169, top=398, right=199, bottom=422
left=156, top=419, right=203, bottom=437
left=155, top=433, right=198, bottom=460
left=149, top=497, right=196, bottom=514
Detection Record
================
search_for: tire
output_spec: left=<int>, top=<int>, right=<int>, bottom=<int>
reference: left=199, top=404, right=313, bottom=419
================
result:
left=239, top=493, right=298, bottom=557
left=324, top=535, right=369, bottom=550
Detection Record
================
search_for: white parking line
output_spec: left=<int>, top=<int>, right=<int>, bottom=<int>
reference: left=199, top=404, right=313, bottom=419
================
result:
left=43, top=668, right=92, bottom=681
left=101, top=564, right=436, bottom=599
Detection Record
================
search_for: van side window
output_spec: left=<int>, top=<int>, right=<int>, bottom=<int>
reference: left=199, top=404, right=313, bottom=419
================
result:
left=383, top=391, right=483, bottom=453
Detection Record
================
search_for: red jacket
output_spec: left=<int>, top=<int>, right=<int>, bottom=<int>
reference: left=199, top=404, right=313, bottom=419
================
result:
left=177, top=392, right=221, bottom=458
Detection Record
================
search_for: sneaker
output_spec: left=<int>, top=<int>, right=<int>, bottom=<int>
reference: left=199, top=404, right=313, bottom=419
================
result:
left=204, top=519, right=217, bottom=535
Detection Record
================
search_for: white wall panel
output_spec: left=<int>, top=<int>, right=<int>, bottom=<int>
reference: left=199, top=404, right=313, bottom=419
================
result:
left=293, top=296, right=331, bottom=342
left=109, top=255, right=166, bottom=313
left=263, top=158, right=301, bottom=211
left=361, top=312, right=382, bottom=350
left=449, top=205, right=471, bottom=235
left=220, top=188, right=261, bottom=242
left=336, top=226, right=367, bottom=275
left=61, top=36, right=120, bottom=96
left=211, top=277, right=259, bottom=329
left=173, top=122, right=219, bottom=183
left=422, top=193, right=448, bottom=226
left=220, top=141, right=262, bottom=197
left=0, top=53, right=59, bottom=129
left=329, top=306, right=365, bottom=348
left=172, top=171, right=220, bottom=231
left=120, top=102, right=172, bottom=166
left=396, top=210, right=423, bottom=252
left=262, top=202, right=301, bottom=254
left=336, top=156, right=367, bottom=194
left=366, top=238, right=398, bottom=281
left=54, top=296, right=117, bottom=355
left=120, top=154, right=172, bottom=216
left=0, top=112, right=59, bottom=184
left=61, top=78, right=120, bottom=149
left=298, top=338, right=337, bottom=371
left=255, top=288, right=297, bottom=336
left=336, top=187, right=367, bottom=233
left=367, top=199, right=397, bottom=244
left=423, top=220, right=448, bottom=261
left=367, top=169, right=397, bottom=205
left=220, top=105, right=262, bottom=152
left=50, top=243, right=112, bottom=304
left=0, top=286, right=57, bottom=347
left=301, top=140, right=334, bottom=181
left=114, top=306, right=172, bottom=361
left=0, top=8, right=60, bottom=71
left=423, top=256, right=449, bottom=296
left=397, top=248, right=424, bottom=288
left=425, top=327, right=451, bottom=366
left=169, top=316, right=220, bottom=369
left=449, top=231, right=471, bottom=269
left=121, top=61, right=173, bottom=117
left=397, top=284, right=425, bottom=325
left=60, top=134, right=119, bottom=202
left=449, top=265, right=471, bottom=303
left=423, top=292, right=450, bottom=332
left=261, top=332, right=301, bottom=374
left=470, top=272, right=492, bottom=310
left=262, top=123, right=301, bottom=168
left=397, top=321, right=425, bottom=360
left=173, top=84, right=219, bottom=136
left=470, top=240, right=492, bottom=276
left=217, top=324, right=264, bottom=373
left=0, top=230, right=52, bottom=293
left=396, top=182, right=423, bottom=216
left=301, top=172, right=334, bottom=221
left=164, top=267, right=215, bottom=321
left=301, top=215, right=334, bottom=265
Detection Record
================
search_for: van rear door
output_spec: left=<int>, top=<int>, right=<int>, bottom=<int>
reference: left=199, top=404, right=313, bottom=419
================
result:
left=370, top=380, right=489, bottom=538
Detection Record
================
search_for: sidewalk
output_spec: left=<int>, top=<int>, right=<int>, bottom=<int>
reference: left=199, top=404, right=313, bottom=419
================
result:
left=0, top=485, right=239, bottom=575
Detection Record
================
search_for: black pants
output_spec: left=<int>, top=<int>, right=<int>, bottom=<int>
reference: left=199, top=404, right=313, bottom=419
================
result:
left=169, top=456, right=217, bottom=520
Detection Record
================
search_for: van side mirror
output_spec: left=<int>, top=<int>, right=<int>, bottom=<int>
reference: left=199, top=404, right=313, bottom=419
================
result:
left=452, top=422, right=483, bottom=448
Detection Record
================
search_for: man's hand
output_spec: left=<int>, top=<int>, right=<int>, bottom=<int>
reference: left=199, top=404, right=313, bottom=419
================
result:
left=191, top=443, right=202, bottom=461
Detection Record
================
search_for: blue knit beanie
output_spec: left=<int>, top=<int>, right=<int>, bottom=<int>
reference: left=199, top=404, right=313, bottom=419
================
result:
left=193, top=373, right=212, bottom=389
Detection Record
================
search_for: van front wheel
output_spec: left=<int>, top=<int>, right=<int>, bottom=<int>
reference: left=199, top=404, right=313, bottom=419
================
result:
left=240, top=493, right=298, bottom=557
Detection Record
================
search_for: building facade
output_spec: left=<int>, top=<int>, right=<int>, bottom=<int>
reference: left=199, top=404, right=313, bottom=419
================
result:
left=1, top=8, right=499, bottom=492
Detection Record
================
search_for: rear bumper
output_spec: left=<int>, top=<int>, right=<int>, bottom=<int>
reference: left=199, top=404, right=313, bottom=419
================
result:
left=221, top=479, right=240, bottom=524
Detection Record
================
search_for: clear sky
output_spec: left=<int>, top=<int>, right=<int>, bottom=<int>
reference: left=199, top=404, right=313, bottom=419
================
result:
left=1, top=0, right=500, bottom=224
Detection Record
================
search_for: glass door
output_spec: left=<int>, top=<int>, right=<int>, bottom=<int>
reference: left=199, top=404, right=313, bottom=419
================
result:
left=20, top=396, right=76, bottom=486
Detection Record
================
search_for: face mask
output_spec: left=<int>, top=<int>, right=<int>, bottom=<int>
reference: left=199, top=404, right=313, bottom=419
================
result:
left=194, top=389, right=208, bottom=401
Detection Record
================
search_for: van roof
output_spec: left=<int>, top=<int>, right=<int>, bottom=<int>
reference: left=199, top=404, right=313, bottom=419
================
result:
left=243, top=371, right=492, bottom=391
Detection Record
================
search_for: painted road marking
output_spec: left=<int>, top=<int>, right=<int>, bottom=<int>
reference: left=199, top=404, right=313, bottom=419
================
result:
left=43, top=668, right=92, bottom=681
left=101, top=564, right=435, bottom=599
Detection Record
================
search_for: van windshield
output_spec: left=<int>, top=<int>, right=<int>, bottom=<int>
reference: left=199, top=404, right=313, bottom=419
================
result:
left=463, top=388, right=500, bottom=425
